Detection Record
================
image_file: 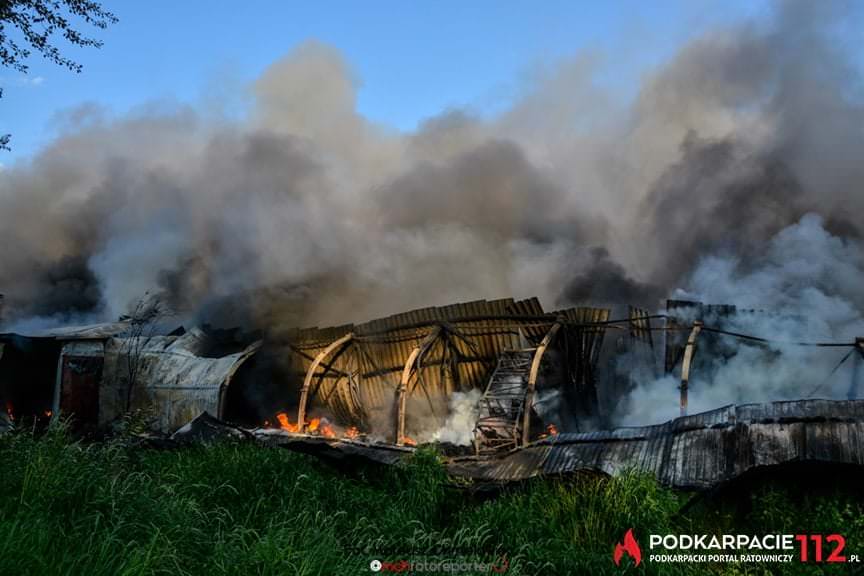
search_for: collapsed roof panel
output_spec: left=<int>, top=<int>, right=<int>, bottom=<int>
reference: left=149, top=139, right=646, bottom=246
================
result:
left=445, top=399, right=864, bottom=488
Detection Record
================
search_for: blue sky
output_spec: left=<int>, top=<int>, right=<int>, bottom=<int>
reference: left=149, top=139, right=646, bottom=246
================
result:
left=1, top=0, right=774, bottom=165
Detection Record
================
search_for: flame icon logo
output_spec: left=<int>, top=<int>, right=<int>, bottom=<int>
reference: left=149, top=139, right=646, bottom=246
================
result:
left=613, top=529, right=642, bottom=567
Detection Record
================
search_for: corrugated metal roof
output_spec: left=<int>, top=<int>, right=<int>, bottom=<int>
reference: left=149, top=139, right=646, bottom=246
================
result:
left=443, top=399, right=864, bottom=489
left=1, top=321, right=132, bottom=340
left=100, top=329, right=261, bottom=431
left=280, top=298, right=611, bottom=439
left=254, top=430, right=412, bottom=465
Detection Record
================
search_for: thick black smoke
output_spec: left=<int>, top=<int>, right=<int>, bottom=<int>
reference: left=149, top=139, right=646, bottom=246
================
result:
left=639, top=134, right=808, bottom=289
left=560, top=247, right=663, bottom=308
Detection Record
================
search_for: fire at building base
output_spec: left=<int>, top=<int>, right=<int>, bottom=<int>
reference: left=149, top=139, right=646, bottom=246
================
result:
left=2, top=296, right=864, bottom=490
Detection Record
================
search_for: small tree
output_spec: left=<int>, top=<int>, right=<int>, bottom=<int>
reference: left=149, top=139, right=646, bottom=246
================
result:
left=119, top=295, right=170, bottom=413
left=1, top=0, right=117, bottom=149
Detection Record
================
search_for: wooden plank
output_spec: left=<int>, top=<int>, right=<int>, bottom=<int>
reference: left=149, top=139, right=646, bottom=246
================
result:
left=521, top=323, right=562, bottom=446
left=296, top=333, right=354, bottom=430
left=679, top=321, right=703, bottom=416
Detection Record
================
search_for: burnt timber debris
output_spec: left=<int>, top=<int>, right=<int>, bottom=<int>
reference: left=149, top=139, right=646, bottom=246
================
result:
left=138, top=399, right=864, bottom=490
left=1, top=296, right=863, bottom=489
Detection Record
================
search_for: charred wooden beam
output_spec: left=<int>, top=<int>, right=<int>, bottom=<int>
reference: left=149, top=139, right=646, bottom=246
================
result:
left=395, top=327, right=442, bottom=446
left=679, top=321, right=703, bottom=416
left=521, top=322, right=561, bottom=446
left=296, top=333, right=353, bottom=431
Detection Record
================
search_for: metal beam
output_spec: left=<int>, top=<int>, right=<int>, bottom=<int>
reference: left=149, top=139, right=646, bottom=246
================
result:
left=296, top=333, right=353, bottom=430
left=679, top=321, right=703, bottom=416
left=521, top=322, right=562, bottom=446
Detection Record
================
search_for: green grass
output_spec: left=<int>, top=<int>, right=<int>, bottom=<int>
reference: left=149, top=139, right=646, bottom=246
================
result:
left=0, top=424, right=862, bottom=575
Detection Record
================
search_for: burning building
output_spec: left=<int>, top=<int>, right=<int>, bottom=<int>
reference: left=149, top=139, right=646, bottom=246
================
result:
left=3, top=292, right=863, bottom=491
left=2, top=0, right=864, bottom=488
left=224, top=297, right=613, bottom=450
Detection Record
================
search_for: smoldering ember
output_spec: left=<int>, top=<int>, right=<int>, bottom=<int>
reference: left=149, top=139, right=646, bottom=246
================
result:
left=2, top=294, right=864, bottom=489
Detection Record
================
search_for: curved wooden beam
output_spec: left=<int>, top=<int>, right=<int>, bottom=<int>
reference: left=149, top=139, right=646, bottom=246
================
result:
left=521, top=322, right=562, bottom=446
left=395, top=347, right=422, bottom=446
left=296, top=332, right=353, bottom=430
left=679, top=321, right=703, bottom=416
left=395, top=326, right=442, bottom=445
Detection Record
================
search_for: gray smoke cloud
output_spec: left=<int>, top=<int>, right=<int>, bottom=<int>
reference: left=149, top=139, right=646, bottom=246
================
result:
left=1, top=2, right=864, bottom=425
left=617, top=213, right=864, bottom=425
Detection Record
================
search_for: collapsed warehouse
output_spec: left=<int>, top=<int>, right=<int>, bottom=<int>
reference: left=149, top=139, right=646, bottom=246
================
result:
left=2, top=295, right=864, bottom=489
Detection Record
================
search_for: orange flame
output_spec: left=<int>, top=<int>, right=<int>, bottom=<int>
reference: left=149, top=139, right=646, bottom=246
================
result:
left=272, top=413, right=339, bottom=438
left=44, top=410, right=53, bottom=418
left=538, top=423, right=560, bottom=440
left=344, top=426, right=359, bottom=440
left=276, top=412, right=299, bottom=432
left=402, top=436, right=417, bottom=446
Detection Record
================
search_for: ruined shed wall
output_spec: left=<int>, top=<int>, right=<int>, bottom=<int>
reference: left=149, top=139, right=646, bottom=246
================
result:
left=100, top=329, right=260, bottom=431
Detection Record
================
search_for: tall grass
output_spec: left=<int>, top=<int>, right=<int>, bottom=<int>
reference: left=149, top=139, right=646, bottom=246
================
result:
left=0, top=424, right=861, bottom=575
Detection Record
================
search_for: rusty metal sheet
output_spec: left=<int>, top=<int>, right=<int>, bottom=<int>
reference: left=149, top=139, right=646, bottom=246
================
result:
left=444, top=399, right=864, bottom=489
left=255, top=430, right=412, bottom=465
left=59, top=354, right=104, bottom=426
left=447, top=446, right=551, bottom=482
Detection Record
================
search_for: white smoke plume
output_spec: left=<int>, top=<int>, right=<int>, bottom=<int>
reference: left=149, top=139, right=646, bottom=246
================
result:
left=616, top=213, right=864, bottom=425
left=426, top=389, right=482, bottom=446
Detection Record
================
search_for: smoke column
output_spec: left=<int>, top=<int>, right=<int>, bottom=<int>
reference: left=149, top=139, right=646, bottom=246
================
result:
left=1, top=1, right=863, bottom=425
